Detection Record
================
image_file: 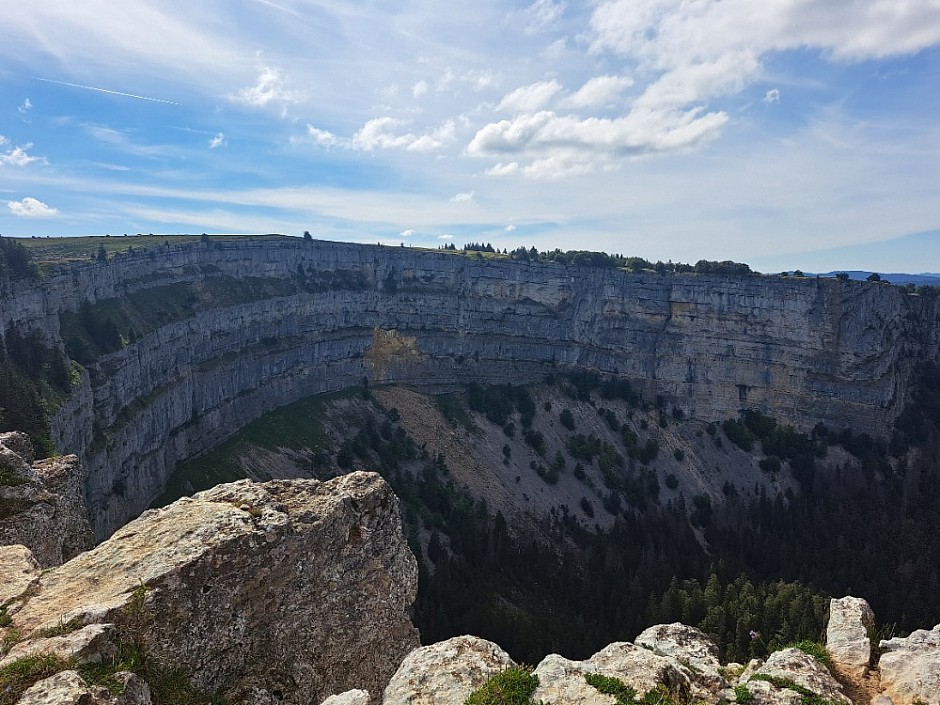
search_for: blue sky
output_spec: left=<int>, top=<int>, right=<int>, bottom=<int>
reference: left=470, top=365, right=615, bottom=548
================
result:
left=1, top=1, right=938, bottom=273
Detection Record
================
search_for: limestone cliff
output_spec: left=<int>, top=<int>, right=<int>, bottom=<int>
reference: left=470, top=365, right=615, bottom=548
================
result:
left=0, top=238, right=937, bottom=537
left=0, top=431, right=93, bottom=566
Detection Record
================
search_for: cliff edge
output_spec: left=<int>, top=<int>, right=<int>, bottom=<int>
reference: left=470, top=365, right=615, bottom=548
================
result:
left=1, top=471, right=419, bottom=704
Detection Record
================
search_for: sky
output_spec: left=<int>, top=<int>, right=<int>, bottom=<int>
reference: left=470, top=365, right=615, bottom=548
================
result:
left=1, top=1, right=939, bottom=274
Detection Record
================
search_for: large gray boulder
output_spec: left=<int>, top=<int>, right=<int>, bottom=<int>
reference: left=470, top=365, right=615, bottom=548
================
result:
left=532, top=641, right=694, bottom=704
left=879, top=625, right=940, bottom=705
left=635, top=622, right=725, bottom=697
left=826, top=596, right=875, bottom=677
left=10, top=472, right=419, bottom=705
left=751, top=648, right=850, bottom=705
left=383, top=635, right=516, bottom=705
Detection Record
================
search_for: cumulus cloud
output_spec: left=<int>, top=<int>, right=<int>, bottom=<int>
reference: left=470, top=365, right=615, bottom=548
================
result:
left=588, top=0, right=940, bottom=116
left=563, top=75, right=634, bottom=108
left=470, top=107, right=727, bottom=178
left=209, top=132, right=226, bottom=149
left=7, top=197, right=58, bottom=217
left=353, top=118, right=455, bottom=152
left=400, top=228, right=415, bottom=237
left=505, top=224, right=516, bottom=232
left=412, top=80, right=429, bottom=98
left=0, top=141, right=45, bottom=167
left=764, top=88, right=780, bottom=104
left=497, top=80, right=563, bottom=113
left=234, top=64, right=299, bottom=108
left=438, top=234, right=454, bottom=240
left=451, top=191, right=474, bottom=203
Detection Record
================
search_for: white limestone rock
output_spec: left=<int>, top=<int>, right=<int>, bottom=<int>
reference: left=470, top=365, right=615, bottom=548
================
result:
left=826, top=596, right=875, bottom=677
left=320, top=689, right=370, bottom=705
left=879, top=625, right=940, bottom=705
left=0, top=433, right=93, bottom=567
left=11, top=472, right=419, bottom=705
left=532, top=641, right=693, bottom=705
left=0, top=544, right=40, bottom=607
left=383, top=635, right=516, bottom=705
left=0, top=623, right=118, bottom=669
left=635, top=622, right=725, bottom=696
left=754, top=648, right=850, bottom=705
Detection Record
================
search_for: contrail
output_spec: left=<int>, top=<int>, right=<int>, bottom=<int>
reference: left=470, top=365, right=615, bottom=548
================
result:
left=36, top=78, right=180, bottom=106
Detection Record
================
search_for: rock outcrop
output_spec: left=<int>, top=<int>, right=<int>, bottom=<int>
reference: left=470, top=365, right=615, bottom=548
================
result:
left=1, top=238, right=936, bottom=537
left=383, top=635, right=516, bottom=705
left=826, top=596, right=876, bottom=677
left=0, top=432, right=93, bottom=567
left=4, top=472, right=419, bottom=705
left=879, top=625, right=940, bottom=705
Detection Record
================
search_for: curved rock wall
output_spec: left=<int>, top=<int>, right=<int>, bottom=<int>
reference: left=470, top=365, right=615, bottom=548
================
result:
left=0, top=238, right=936, bottom=538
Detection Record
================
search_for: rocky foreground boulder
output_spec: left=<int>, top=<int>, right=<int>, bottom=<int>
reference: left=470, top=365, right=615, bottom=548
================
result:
left=1, top=472, right=419, bottom=705
left=0, top=431, right=93, bottom=567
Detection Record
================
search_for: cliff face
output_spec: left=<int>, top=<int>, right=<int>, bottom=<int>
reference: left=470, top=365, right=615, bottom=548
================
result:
left=1, top=238, right=937, bottom=537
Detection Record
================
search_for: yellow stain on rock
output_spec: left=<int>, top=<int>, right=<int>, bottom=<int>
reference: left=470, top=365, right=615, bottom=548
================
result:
left=364, top=328, right=422, bottom=381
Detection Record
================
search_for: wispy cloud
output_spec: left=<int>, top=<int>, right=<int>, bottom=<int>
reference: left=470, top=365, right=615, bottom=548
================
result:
left=451, top=191, right=475, bottom=203
left=763, top=88, right=780, bottom=104
left=209, top=132, right=226, bottom=149
left=36, top=78, right=179, bottom=105
left=8, top=196, right=57, bottom=217
left=510, top=0, right=567, bottom=35
left=18, top=98, right=32, bottom=114
left=0, top=140, right=45, bottom=167
left=497, top=80, right=563, bottom=113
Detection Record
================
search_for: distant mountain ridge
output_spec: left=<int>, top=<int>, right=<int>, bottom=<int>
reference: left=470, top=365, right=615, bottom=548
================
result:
left=814, top=271, right=940, bottom=285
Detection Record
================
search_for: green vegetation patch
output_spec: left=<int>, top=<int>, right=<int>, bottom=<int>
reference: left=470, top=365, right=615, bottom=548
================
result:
left=748, top=674, right=842, bottom=705
left=0, top=653, right=73, bottom=705
left=464, top=666, right=544, bottom=705
left=789, top=640, right=830, bottom=666
left=584, top=675, right=680, bottom=705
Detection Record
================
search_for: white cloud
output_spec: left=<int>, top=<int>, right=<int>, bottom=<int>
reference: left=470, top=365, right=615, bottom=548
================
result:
left=0, top=142, right=45, bottom=167
left=505, top=224, right=516, bottom=232
left=497, top=80, right=563, bottom=113
left=352, top=118, right=455, bottom=152
left=234, top=64, right=299, bottom=108
left=563, top=75, right=634, bottom=108
left=588, top=0, right=940, bottom=118
left=412, top=80, right=429, bottom=98
left=400, top=228, right=415, bottom=237
left=438, top=234, right=454, bottom=240
left=306, top=125, right=341, bottom=147
left=764, top=88, right=780, bottom=104
left=7, top=196, right=58, bottom=217
left=451, top=191, right=474, bottom=203
left=511, top=0, right=567, bottom=35
left=469, top=107, right=727, bottom=178
left=209, top=132, right=226, bottom=149
left=18, top=98, right=32, bottom=114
